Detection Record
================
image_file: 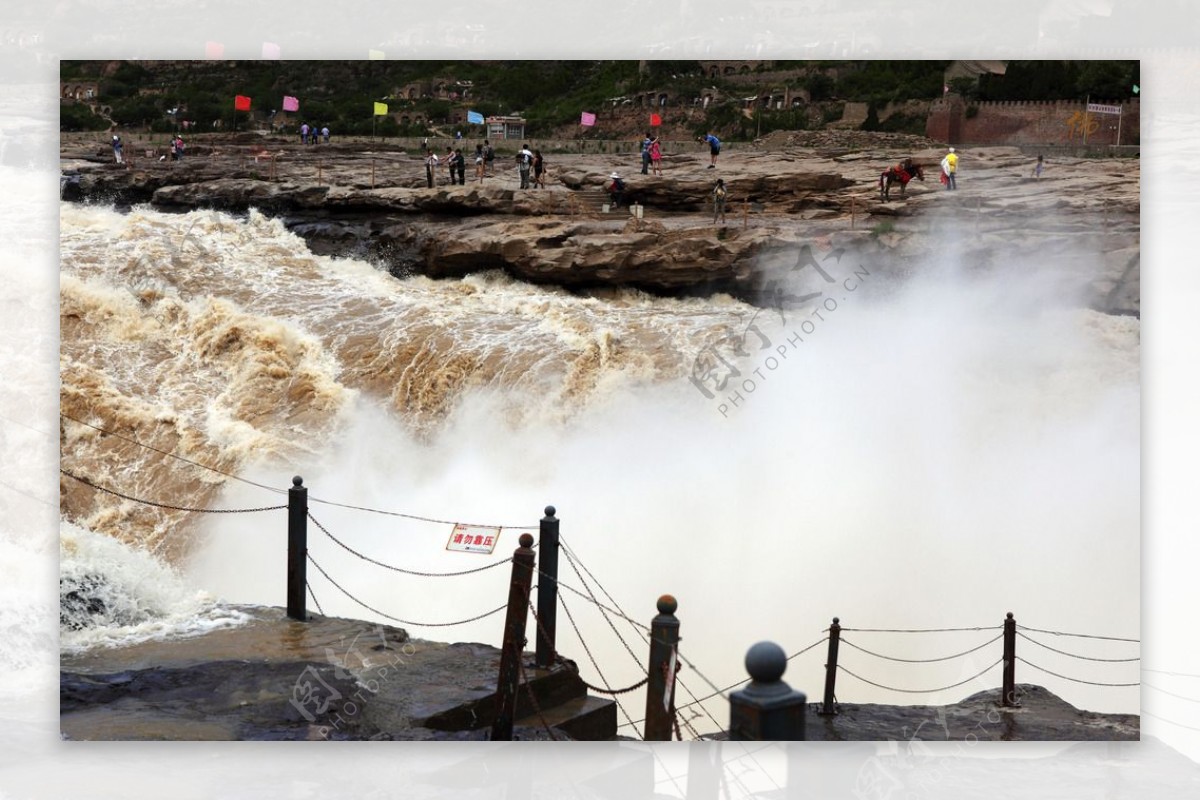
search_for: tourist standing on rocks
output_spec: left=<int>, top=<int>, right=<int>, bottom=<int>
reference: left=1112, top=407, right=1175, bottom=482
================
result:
left=474, top=144, right=486, bottom=183
left=1032, top=154, right=1044, bottom=179
left=712, top=178, right=727, bottom=224
left=701, top=132, right=721, bottom=168
left=301, top=123, right=310, bottom=145
left=640, top=132, right=652, bottom=174
left=425, top=148, right=438, bottom=188
left=533, top=150, right=546, bottom=188
left=649, top=135, right=663, bottom=176
left=517, top=143, right=534, bottom=189
left=111, top=134, right=123, bottom=165
left=453, top=148, right=466, bottom=185
left=444, top=146, right=456, bottom=182
left=608, top=172, right=626, bottom=208
left=484, top=140, right=495, bottom=175
left=941, top=147, right=958, bottom=190
left=322, top=125, right=330, bottom=144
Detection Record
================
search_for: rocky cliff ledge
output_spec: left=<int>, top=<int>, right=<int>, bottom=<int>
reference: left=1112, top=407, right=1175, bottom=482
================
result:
left=60, top=607, right=1138, bottom=742
left=61, top=133, right=1140, bottom=315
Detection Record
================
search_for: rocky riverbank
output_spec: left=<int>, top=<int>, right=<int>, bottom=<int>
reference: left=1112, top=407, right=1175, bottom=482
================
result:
left=60, top=606, right=1139, bottom=742
left=60, top=132, right=1139, bottom=314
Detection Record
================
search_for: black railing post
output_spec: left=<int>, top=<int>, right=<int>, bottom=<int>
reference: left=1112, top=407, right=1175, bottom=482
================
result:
left=644, top=594, right=681, bottom=741
left=286, top=476, right=307, bottom=621
left=1002, top=612, right=1019, bottom=707
left=820, top=617, right=841, bottom=715
left=535, top=505, right=559, bottom=668
left=729, top=641, right=807, bottom=740
left=491, top=533, right=536, bottom=741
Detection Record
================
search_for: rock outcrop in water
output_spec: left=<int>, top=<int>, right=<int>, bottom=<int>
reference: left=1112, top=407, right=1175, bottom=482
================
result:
left=60, top=132, right=1140, bottom=315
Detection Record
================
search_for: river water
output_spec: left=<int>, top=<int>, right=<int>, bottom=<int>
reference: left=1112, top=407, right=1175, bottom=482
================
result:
left=58, top=200, right=1140, bottom=731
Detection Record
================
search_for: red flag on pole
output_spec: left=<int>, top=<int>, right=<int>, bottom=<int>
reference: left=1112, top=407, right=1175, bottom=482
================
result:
left=234, top=95, right=252, bottom=111
left=650, top=113, right=662, bottom=126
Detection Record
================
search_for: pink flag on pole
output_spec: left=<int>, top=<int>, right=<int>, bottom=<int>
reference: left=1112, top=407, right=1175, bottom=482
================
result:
left=282, top=95, right=300, bottom=112
left=580, top=111, right=596, bottom=127
left=205, top=41, right=224, bottom=59
left=262, top=42, right=281, bottom=59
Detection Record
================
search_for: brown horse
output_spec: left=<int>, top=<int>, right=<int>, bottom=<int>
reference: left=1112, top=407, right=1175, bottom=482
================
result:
left=879, top=161, right=925, bottom=201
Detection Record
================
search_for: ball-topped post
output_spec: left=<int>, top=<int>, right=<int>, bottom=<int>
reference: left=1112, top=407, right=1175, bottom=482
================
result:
left=644, top=593, right=681, bottom=741
left=730, top=641, right=807, bottom=741
left=286, top=475, right=308, bottom=621
left=490, top=521, right=539, bottom=741
left=1002, top=611, right=1019, bottom=707
left=820, top=616, right=842, bottom=716
left=535, top=504, right=560, bottom=668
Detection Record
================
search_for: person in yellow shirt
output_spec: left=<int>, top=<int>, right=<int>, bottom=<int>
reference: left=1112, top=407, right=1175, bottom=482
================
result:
left=940, top=147, right=959, bottom=190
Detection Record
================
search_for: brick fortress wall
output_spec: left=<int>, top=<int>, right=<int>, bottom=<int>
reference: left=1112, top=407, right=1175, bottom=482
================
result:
left=927, top=98, right=1140, bottom=147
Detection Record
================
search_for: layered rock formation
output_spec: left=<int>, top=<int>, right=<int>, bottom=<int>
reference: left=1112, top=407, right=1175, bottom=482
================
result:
left=60, top=132, right=1140, bottom=315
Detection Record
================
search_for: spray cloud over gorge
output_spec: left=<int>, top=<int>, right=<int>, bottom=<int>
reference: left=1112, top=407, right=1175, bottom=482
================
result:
left=60, top=192, right=1138, bottom=719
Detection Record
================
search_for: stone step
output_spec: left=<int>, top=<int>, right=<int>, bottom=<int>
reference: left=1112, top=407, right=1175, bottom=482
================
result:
left=515, top=693, right=618, bottom=741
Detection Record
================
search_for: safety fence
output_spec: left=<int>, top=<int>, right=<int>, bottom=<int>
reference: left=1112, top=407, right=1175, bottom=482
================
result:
left=57, top=411, right=1154, bottom=742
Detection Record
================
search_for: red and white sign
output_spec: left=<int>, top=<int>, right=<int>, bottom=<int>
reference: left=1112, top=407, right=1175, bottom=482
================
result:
left=1087, top=103, right=1122, bottom=116
left=446, top=524, right=501, bottom=555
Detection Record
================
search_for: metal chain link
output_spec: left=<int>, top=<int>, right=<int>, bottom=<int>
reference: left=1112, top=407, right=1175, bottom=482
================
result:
left=307, top=493, right=537, bottom=530
left=1017, top=624, right=1140, bottom=644
left=306, top=580, right=325, bottom=616
left=1015, top=656, right=1140, bottom=687
left=61, top=468, right=287, bottom=514
left=306, top=553, right=506, bottom=628
left=839, top=625, right=1002, bottom=634
left=560, top=546, right=647, bottom=673
left=59, top=413, right=286, bottom=496
left=308, top=512, right=514, bottom=577
left=517, top=643, right=559, bottom=741
left=672, top=635, right=828, bottom=713
left=841, top=633, right=1004, bottom=664
left=557, top=538, right=721, bottom=740
left=525, top=599, right=650, bottom=697
left=556, top=590, right=642, bottom=739
left=1017, top=630, right=1140, bottom=663
left=839, top=659, right=1002, bottom=694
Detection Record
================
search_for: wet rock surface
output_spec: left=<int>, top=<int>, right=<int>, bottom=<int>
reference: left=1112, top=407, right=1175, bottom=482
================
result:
left=61, top=132, right=1139, bottom=315
left=60, top=607, right=587, bottom=741
left=61, top=608, right=1137, bottom=742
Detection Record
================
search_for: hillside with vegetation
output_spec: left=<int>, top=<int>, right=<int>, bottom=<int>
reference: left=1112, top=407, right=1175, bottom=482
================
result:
left=60, top=60, right=1139, bottom=141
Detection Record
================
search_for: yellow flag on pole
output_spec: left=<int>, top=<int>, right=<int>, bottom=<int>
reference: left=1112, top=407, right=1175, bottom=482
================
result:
left=373, top=102, right=388, bottom=116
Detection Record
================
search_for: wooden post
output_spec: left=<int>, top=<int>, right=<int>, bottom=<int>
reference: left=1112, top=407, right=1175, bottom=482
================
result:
left=729, top=641, right=807, bottom=740
left=490, top=533, right=537, bottom=741
left=534, top=506, right=559, bottom=668
left=819, top=617, right=840, bottom=715
left=286, top=476, right=308, bottom=621
left=317, top=161, right=322, bottom=186
left=371, top=159, right=376, bottom=189
left=1002, top=612, right=1019, bottom=706
left=644, top=594, right=680, bottom=741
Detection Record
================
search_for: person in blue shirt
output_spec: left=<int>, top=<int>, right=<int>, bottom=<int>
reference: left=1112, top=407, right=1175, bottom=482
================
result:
left=700, top=132, right=721, bottom=168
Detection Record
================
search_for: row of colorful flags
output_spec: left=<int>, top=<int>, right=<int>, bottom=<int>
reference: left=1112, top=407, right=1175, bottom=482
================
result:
left=230, top=96, right=666, bottom=128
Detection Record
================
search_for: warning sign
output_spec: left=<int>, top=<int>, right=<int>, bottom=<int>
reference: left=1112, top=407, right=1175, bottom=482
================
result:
left=446, top=524, right=501, bottom=555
